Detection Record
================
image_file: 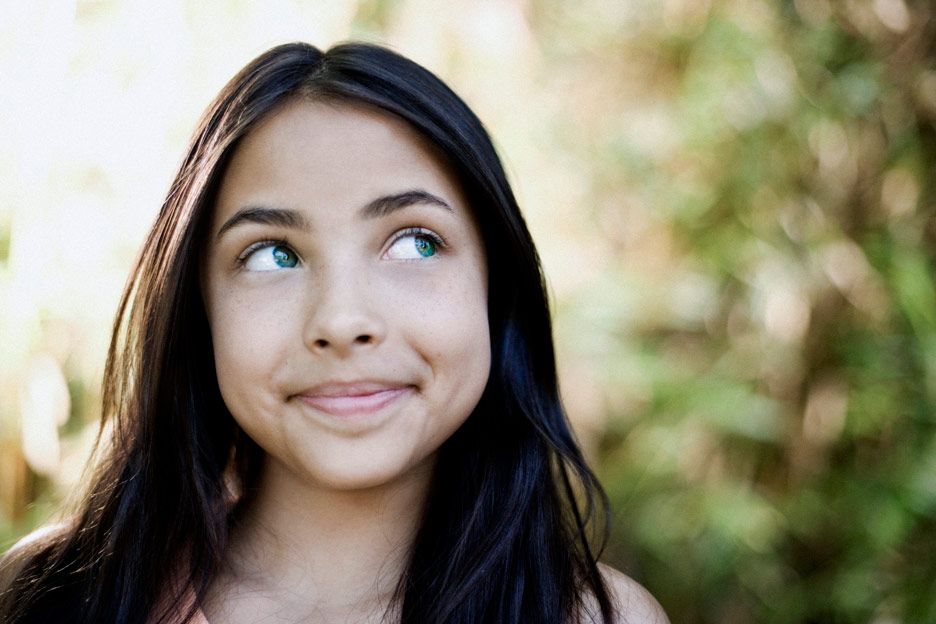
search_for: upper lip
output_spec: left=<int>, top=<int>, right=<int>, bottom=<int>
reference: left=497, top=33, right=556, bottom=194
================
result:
left=295, top=380, right=413, bottom=398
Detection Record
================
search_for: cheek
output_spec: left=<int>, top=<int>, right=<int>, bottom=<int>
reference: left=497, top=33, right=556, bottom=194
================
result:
left=207, top=301, right=294, bottom=453
left=415, top=273, right=491, bottom=397
left=207, top=291, right=289, bottom=399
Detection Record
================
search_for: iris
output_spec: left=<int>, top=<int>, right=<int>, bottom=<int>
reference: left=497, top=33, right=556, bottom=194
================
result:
left=414, top=236, right=435, bottom=257
left=272, top=245, right=298, bottom=267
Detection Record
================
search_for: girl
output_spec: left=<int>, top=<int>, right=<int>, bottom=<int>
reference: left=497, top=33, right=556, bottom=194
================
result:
left=0, top=42, right=667, bottom=624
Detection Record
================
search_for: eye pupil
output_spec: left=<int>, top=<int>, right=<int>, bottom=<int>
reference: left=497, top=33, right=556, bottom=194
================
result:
left=414, top=237, right=435, bottom=257
left=273, top=246, right=298, bottom=267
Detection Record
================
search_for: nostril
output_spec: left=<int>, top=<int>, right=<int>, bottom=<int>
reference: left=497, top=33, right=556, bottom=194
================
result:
left=309, top=333, right=376, bottom=350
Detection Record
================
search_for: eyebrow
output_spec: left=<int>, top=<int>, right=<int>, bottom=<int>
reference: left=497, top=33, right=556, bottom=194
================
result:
left=360, top=189, right=452, bottom=218
left=215, top=206, right=309, bottom=240
left=215, top=190, right=452, bottom=240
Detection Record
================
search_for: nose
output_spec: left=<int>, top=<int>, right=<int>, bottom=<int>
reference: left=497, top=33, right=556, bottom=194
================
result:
left=302, top=268, right=386, bottom=356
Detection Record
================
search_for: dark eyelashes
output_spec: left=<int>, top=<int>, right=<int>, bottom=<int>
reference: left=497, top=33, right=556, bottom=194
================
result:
left=234, top=227, right=448, bottom=267
left=393, top=227, right=447, bottom=250
left=235, top=238, right=292, bottom=266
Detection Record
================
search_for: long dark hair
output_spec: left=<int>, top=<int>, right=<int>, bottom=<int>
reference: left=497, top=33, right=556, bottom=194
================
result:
left=0, top=42, right=614, bottom=624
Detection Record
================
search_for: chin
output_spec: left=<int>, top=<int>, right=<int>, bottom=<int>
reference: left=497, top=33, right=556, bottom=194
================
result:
left=293, top=453, right=437, bottom=494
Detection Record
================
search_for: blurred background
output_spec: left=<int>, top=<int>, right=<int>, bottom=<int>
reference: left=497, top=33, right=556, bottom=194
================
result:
left=1, top=0, right=934, bottom=621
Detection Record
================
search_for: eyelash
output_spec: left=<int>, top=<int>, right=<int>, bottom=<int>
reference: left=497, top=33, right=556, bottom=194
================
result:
left=390, top=227, right=447, bottom=252
left=233, top=227, right=448, bottom=267
left=235, top=238, right=292, bottom=267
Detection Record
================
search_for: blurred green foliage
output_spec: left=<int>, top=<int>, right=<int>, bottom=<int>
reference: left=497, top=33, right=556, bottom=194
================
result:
left=526, top=1, right=936, bottom=622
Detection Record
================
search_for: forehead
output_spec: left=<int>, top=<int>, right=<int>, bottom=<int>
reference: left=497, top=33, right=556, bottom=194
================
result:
left=211, top=100, right=467, bottom=223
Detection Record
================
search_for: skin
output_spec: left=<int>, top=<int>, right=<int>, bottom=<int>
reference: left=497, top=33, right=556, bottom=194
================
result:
left=200, top=100, right=490, bottom=623
left=195, top=99, right=668, bottom=624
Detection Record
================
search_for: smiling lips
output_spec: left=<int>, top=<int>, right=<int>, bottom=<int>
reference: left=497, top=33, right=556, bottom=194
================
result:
left=296, top=381, right=413, bottom=418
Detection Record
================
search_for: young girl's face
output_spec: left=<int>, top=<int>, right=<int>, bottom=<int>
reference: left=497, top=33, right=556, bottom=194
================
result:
left=201, top=101, right=491, bottom=492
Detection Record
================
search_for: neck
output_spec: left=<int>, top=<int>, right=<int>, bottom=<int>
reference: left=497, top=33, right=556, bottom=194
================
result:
left=207, top=457, right=433, bottom=623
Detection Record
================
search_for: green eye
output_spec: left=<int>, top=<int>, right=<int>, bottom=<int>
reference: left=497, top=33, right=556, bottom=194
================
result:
left=244, top=243, right=299, bottom=271
left=385, top=229, right=443, bottom=260
left=414, top=237, right=435, bottom=257
left=272, top=245, right=298, bottom=267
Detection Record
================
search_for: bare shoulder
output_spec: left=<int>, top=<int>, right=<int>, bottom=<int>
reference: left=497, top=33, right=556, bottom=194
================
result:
left=0, top=523, right=68, bottom=589
left=598, top=563, right=670, bottom=624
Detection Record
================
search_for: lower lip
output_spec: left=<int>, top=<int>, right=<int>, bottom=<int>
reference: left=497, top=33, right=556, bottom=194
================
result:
left=297, top=387, right=411, bottom=418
